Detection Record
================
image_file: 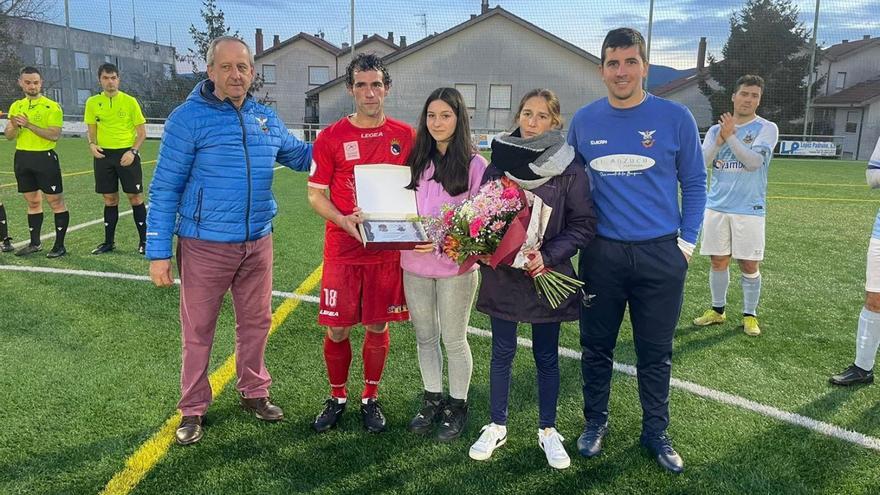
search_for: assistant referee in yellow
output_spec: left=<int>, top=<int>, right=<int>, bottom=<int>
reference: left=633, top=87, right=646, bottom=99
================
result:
left=85, top=63, right=148, bottom=255
left=4, top=66, right=69, bottom=258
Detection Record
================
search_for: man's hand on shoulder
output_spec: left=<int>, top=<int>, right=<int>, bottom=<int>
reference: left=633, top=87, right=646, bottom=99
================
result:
left=149, top=259, right=175, bottom=287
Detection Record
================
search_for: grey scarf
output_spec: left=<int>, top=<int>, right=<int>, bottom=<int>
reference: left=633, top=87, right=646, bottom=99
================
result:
left=491, top=129, right=575, bottom=190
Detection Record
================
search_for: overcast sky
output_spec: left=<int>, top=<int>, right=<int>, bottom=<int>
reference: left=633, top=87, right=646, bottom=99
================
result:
left=44, top=0, right=880, bottom=70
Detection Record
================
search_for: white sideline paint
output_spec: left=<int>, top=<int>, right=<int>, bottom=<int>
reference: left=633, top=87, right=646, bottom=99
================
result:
left=11, top=209, right=135, bottom=249
left=2, top=264, right=880, bottom=452
left=10, top=166, right=284, bottom=250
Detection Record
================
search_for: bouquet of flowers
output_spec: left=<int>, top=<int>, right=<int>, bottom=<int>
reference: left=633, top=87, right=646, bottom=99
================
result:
left=423, top=177, right=583, bottom=309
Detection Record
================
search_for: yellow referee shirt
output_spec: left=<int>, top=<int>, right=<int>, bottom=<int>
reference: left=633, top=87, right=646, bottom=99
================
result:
left=84, top=91, right=146, bottom=149
left=7, top=95, right=63, bottom=151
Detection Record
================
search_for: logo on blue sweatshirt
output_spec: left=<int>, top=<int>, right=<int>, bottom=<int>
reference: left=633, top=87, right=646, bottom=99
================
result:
left=639, top=130, right=656, bottom=148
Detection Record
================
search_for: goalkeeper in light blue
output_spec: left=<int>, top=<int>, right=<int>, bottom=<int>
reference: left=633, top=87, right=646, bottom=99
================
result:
left=693, top=75, right=778, bottom=336
left=829, top=136, right=880, bottom=386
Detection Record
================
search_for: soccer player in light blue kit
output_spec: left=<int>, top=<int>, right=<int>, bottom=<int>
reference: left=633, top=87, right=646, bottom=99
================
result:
left=829, top=136, right=880, bottom=386
left=693, top=75, right=778, bottom=336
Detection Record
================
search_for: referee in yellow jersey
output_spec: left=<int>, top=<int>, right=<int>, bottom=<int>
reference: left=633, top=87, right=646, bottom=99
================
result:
left=3, top=66, right=69, bottom=258
left=85, top=63, right=148, bottom=255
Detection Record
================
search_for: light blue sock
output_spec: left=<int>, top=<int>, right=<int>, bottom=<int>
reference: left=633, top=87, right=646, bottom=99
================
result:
left=855, top=307, right=880, bottom=371
left=741, top=272, right=762, bottom=316
left=709, top=269, right=729, bottom=309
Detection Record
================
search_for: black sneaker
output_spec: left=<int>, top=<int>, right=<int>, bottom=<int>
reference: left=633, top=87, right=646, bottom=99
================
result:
left=312, top=397, right=346, bottom=433
left=91, top=242, right=115, bottom=255
left=829, top=364, right=874, bottom=386
left=14, top=244, right=41, bottom=256
left=408, top=391, right=445, bottom=435
left=640, top=432, right=684, bottom=474
left=1, top=237, right=13, bottom=253
left=576, top=420, right=609, bottom=458
left=436, top=397, right=469, bottom=442
left=361, top=398, right=387, bottom=433
left=46, top=246, right=67, bottom=258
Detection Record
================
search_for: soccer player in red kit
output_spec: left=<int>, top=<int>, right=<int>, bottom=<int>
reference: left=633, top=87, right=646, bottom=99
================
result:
left=307, top=53, right=413, bottom=433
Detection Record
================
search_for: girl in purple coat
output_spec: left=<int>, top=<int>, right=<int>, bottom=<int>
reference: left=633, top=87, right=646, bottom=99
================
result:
left=468, top=89, right=596, bottom=469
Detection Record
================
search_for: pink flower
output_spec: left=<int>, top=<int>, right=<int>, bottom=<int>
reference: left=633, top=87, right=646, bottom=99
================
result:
left=491, top=220, right=505, bottom=232
left=501, top=187, right=519, bottom=200
left=443, top=209, right=455, bottom=225
left=469, top=217, right=484, bottom=238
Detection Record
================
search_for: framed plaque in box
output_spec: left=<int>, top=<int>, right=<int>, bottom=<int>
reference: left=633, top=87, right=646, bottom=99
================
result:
left=354, top=164, right=428, bottom=250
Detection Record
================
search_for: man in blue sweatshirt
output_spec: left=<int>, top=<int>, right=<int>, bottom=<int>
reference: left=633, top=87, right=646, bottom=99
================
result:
left=567, top=27, right=706, bottom=474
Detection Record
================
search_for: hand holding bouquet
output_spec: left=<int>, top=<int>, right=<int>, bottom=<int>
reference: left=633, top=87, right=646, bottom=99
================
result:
left=423, top=177, right=583, bottom=309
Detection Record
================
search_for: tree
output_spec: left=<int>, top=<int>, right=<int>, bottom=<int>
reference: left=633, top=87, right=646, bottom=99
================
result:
left=0, top=1, right=49, bottom=111
left=0, top=15, right=24, bottom=112
left=177, top=0, right=267, bottom=101
left=130, top=0, right=268, bottom=118
left=699, top=0, right=817, bottom=133
left=181, top=0, right=239, bottom=77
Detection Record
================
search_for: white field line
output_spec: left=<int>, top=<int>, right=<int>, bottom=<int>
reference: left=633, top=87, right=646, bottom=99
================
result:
left=12, top=209, right=136, bottom=249
left=2, top=264, right=880, bottom=452
left=10, top=166, right=287, bottom=250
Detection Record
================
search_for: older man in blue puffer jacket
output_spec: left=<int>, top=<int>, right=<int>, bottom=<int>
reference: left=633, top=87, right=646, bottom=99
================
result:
left=145, top=36, right=312, bottom=446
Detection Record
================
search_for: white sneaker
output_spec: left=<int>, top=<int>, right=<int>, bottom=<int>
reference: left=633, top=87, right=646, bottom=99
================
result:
left=538, top=427, right=571, bottom=469
left=469, top=423, right=507, bottom=461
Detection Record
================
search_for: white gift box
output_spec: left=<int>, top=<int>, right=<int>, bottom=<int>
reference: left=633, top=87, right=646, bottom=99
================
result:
left=354, top=164, right=428, bottom=250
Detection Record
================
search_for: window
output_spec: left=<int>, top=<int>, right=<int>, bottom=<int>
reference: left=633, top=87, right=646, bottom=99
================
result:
left=75, top=52, right=89, bottom=70
left=262, top=64, right=276, bottom=84
left=77, top=89, right=92, bottom=106
left=50, top=88, right=62, bottom=104
left=143, top=60, right=149, bottom=74
left=49, top=48, right=58, bottom=68
left=308, top=66, right=329, bottom=86
left=845, top=110, right=860, bottom=133
left=489, top=85, right=512, bottom=109
left=455, top=84, right=477, bottom=109
left=163, top=63, right=173, bottom=80
left=34, top=46, right=44, bottom=65
left=835, top=72, right=846, bottom=90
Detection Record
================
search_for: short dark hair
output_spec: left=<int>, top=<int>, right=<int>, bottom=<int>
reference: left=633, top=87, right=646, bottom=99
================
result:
left=20, top=66, right=41, bottom=77
left=735, top=74, right=765, bottom=93
left=98, top=63, right=119, bottom=78
left=345, top=53, right=391, bottom=88
left=601, top=27, right=647, bottom=65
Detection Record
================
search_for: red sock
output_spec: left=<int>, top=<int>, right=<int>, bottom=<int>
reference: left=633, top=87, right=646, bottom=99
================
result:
left=362, top=327, right=390, bottom=399
left=323, top=335, right=352, bottom=399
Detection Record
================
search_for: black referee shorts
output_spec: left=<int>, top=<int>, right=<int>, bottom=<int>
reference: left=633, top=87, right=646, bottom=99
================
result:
left=94, top=148, right=144, bottom=195
left=14, top=149, right=64, bottom=194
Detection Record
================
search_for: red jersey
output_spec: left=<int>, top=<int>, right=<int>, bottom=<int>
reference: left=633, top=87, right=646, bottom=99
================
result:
left=308, top=115, right=414, bottom=264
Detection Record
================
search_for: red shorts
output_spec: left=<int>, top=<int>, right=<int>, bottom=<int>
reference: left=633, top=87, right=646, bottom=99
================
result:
left=318, top=261, right=409, bottom=327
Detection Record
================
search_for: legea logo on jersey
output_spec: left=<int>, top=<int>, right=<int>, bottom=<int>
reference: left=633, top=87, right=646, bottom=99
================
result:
left=590, top=154, right=655, bottom=173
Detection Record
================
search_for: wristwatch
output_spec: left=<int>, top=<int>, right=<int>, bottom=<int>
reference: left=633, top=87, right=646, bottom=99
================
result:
left=130, top=149, right=139, bottom=156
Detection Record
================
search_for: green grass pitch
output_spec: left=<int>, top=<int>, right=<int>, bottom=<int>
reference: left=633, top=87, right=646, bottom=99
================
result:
left=1, top=138, right=879, bottom=494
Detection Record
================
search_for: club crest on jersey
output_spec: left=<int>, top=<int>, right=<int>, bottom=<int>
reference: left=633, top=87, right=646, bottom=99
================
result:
left=743, top=132, right=754, bottom=145
left=256, top=116, right=269, bottom=133
left=390, top=138, right=402, bottom=156
left=639, top=130, right=656, bottom=148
